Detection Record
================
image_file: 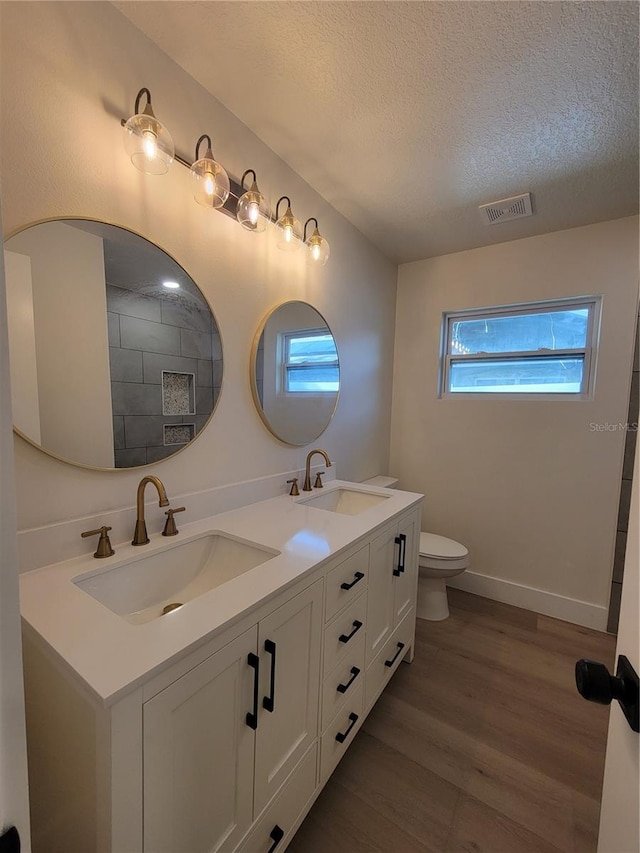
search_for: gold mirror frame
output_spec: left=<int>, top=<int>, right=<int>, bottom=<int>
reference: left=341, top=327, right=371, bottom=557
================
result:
left=250, top=300, right=340, bottom=446
left=5, top=217, right=224, bottom=471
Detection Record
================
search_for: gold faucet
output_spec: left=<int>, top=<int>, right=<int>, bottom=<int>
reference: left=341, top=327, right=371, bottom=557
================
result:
left=302, top=449, right=332, bottom=491
left=132, top=475, right=170, bottom=545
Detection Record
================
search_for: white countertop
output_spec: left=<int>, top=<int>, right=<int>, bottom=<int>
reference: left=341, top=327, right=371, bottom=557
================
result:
left=20, top=481, right=422, bottom=706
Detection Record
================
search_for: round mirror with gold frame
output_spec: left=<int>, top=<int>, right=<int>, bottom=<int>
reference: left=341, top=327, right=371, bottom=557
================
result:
left=5, top=218, right=223, bottom=470
left=251, top=301, right=340, bottom=446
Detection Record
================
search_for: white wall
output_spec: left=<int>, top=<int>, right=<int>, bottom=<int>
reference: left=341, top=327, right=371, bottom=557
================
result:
left=7, top=223, right=114, bottom=468
left=0, top=2, right=396, bottom=533
left=390, top=217, right=639, bottom=628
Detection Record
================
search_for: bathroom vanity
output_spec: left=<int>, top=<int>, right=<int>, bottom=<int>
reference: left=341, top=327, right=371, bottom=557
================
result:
left=20, top=480, right=422, bottom=852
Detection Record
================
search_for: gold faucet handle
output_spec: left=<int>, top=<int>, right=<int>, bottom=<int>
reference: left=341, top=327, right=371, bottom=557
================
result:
left=314, top=471, right=325, bottom=489
left=162, top=506, right=186, bottom=537
left=81, top=526, right=115, bottom=558
left=286, top=478, right=300, bottom=496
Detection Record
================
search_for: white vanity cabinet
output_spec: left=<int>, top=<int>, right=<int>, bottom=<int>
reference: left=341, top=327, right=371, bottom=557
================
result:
left=143, top=580, right=322, bottom=853
left=21, top=490, right=422, bottom=853
left=366, top=512, right=419, bottom=666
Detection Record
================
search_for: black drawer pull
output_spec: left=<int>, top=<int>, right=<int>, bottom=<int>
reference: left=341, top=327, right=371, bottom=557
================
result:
left=337, top=666, right=361, bottom=694
left=335, top=711, right=359, bottom=743
left=246, top=652, right=260, bottom=730
left=267, top=825, right=285, bottom=853
left=339, top=620, right=363, bottom=644
left=393, top=533, right=407, bottom=576
left=340, top=571, right=365, bottom=591
left=384, top=641, right=405, bottom=668
left=263, top=639, right=276, bottom=712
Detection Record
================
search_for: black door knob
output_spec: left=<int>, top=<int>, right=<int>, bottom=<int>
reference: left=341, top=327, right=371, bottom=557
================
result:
left=575, top=659, right=624, bottom=705
left=575, top=656, right=639, bottom=733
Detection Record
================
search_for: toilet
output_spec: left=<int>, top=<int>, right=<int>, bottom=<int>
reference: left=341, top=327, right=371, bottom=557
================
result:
left=362, top=476, right=469, bottom=621
left=417, top=532, right=469, bottom=621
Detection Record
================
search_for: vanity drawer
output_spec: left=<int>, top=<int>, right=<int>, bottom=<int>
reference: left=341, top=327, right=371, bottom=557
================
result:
left=325, top=545, right=369, bottom=621
left=365, top=611, right=414, bottom=713
left=323, top=592, right=367, bottom=676
left=321, top=631, right=365, bottom=730
left=320, top=682, right=364, bottom=783
left=236, top=743, right=318, bottom=853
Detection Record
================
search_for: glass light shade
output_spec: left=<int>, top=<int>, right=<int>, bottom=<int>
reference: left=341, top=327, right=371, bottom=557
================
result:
left=306, top=227, right=330, bottom=266
left=123, top=112, right=174, bottom=175
left=190, top=155, right=230, bottom=209
left=236, top=181, right=270, bottom=232
left=276, top=205, right=302, bottom=251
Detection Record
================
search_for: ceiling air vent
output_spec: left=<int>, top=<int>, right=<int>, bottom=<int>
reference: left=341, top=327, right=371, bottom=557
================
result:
left=478, top=192, right=533, bottom=225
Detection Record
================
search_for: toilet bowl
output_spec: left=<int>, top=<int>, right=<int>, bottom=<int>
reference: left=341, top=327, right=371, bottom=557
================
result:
left=418, top=532, right=469, bottom=621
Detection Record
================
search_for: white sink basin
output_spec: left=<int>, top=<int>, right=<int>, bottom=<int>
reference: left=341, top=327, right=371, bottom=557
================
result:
left=73, top=532, right=279, bottom=625
left=298, top=487, right=391, bottom=516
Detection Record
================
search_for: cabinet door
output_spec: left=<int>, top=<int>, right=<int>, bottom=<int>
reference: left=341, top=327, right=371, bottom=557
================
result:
left=143, top=626, right=258, bottom=853
left=254, top=580, right=323, bottom=816
left=393, top=511, right=419, bottom=626
left=366, top=523, right=397, bottom=666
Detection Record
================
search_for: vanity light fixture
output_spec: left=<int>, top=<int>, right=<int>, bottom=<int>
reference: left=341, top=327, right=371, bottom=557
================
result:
left=123, top=88, right=175, bottom=175
left=303, top=218, right=330, bottom=266
left=190, top=135, right=230, bottom=209
left=275, top=196, right=302, bottom=252
left=236, top=170, right=270, bottom=232
left=120, top=88, right=329, bottom=265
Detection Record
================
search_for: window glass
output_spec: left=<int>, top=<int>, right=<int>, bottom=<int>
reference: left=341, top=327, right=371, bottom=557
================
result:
left=449, top=356, right=585, bottom=393
left=284, top=332, right=339, bottom=393
left=450, top=309, right=589, bottom=355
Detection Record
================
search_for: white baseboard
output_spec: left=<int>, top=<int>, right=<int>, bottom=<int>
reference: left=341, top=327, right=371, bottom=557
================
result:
left=446, top=570, right=609, bottom=632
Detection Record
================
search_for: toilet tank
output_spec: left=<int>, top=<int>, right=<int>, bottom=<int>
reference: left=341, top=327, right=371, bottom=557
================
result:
left=361, top=475, right=399, bottom=489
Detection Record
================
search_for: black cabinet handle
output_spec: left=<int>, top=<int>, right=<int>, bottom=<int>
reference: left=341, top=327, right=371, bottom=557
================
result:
left=384, top=641, right=405, bottom=668
left=246, top=652, right=260, bottom=730
left=0, top=827, right=20, bottom=853
left=393, top=534, right=407, bottom=576
left=267, top=825, right=285, bottom=853
left=337, top=666, right=360, bottom=694
left=263, top=639, right=276, bottom=713
left=339, top=620, right=363, bottom=644
left=335, top=711, right=359, bottom=743
left=340, top=571, right=365, bottom=591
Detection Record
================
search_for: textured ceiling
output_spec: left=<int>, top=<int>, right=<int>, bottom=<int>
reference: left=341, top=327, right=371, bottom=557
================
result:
left=114, top=1, right=639, bottom=263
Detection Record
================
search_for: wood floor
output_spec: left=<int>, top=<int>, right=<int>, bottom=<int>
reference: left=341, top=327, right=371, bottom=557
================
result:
left=288, top=588, right=616, bottom=853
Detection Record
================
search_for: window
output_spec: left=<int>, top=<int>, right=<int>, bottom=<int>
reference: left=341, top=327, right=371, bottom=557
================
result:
left=283, top=329, right=339, bottom=393
left=440, top=297, right=601, bottom=397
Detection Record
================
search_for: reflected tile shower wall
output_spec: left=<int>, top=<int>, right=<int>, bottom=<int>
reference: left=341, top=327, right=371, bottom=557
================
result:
left=106, top=284, right=221, bottom=467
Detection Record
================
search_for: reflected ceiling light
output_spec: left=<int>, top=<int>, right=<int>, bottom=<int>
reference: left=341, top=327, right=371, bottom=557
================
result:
left=236, top=170, right=270, bottom=233
left=275, top=196, right=302, bottom=252
left=303, top=218, right=330, bottom=266
left=163, top=281, right=180, bottom=289
left=190, top=134, right=230, bottom=209
left=123, top=88, right=175, bottom=175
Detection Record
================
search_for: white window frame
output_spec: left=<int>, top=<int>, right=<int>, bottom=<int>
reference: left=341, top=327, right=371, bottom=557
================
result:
left=439, top=295, right=602, bottom=400
left=280, top=328, right=340, bottom=395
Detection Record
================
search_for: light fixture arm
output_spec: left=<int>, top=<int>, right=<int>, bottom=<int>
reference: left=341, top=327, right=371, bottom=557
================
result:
left=276, top=196, right=292, bottom=219
left=303, top=217, right=319, bottom=242
left=241, top=169, right=257, bottom=190
left=134, top=87, right=153, bottom=115
left=195, top=134, right=214, bottom=160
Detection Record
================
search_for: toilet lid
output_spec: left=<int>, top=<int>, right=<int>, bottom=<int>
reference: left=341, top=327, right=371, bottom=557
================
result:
left=419, top=532, right=468, bottom=560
